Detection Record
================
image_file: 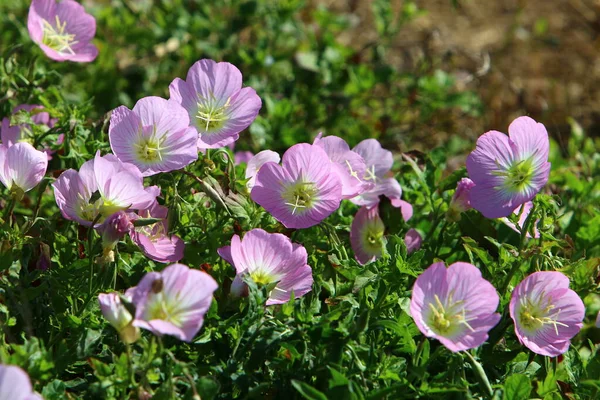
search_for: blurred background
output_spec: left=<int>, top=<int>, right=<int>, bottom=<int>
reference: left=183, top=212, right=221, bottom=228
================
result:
left=1, top=0, right=599, bottom=154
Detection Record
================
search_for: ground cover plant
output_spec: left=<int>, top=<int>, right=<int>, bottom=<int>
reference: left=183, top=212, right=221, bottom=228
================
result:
left=1, top=0, right=599, bottom=399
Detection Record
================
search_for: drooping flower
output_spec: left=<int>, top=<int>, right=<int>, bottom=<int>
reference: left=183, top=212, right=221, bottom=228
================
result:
left=98, top=292, right=140, bottom=344
left=128, top=263, right=218, bottom=342
left=410, top=262, right=501, bottom=352
left=27, top=0, right=98, bottom=62
left=96, top=211, right=135, bottom=263
left=501, top=201, right=540, bottom=239
left=509, top=271, right=584, bottom=357
left=109, top=96, right=198, bottom=176
left=350, top=139, right=402, bottom=207
left=169, top=59, right=262, bottom=149
left=245, top=150, right=280, bottom=189
left=446, top=178, right=475, bottom=222
left=405, top=228, right=422, bottom=254
left=129, top=202, right=184, bottom=263
left=313, top=134, right=370, bottom=199
left=251, top=143, right=342, bottom=229
left=234, top=151, right=253, bottom=165
left=217, top=229, right=313, bottom=305
left=466, top=116, right=551, bottom=218
left=0, top=365, right=42, bottom=400
left=52, top=152, right=158, bottom=226
left=0, top=143, right=48, bottom=197
left=350, top=206, right=385, bottom=265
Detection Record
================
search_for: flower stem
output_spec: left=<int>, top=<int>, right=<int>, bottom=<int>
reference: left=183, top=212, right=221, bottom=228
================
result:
left=464, top=351, right=493, bottom=397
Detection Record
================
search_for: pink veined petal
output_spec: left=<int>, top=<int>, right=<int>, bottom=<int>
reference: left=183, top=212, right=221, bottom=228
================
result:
left=352, top=138, right=393, bottom=179
left=501, top=201, right=540, bottom=238
left=281, top=143, right=332, bottom=185
left=466, top=130, right=515, bottom=184
left=392, top=199, right=413, bottom=221
left=405, top=228, right=422, bottom=254
left=268, top=264, right=313, bottom=305
left=410, top=262, right=449, bottom=336
left=350, top=205, right=383, bottom=265
left=109, top=106, right=143, bottom=165
left=230, top=274, right=248, bottom=297
left=446, top=262, right=500, bottom=317
left=508, top=116, right=550, bottom=165
left=221, top=86, right=262, bottom=131
left=187, top=59, right=243, bottom=106
left=52, top=168, right=95, bottom=226
left=350, top=177, right=402, bottom=207
left=0, top=145, right=9, bottom=189
left=168, top=77, right=198, bottom=125
left=217, top=245, right=234, bottom=265
left=4, top=142, right=48, bottom=192
left=468, top=182, right=517, bottom=219
left=55, top=0, right=97, bottom=45
left=245, top=150, right=281, bottom=180
left=132, top=96, right=169, bottom=128
left=27, top=0, right=56, bottom=43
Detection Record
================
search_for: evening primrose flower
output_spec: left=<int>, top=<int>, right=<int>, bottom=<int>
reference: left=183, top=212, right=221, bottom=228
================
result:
left=0, top=365, right=42, bottom=400
left=509, top=271, right=584, bottom=357
left=128, top=263, right=218, bottom=342
left=129, top=203, right=184, bottom=263
left=446, top=178, right=475, bottom=222
left=169, top=59, right=262, bottom=149
left=501, top=201, right=540, bottom=239
left=98, top=292, right=140, bottom=344
left=251, top=143, right=342, bottom=229
left=96, top=211, right=135, bottom=263
left=234, top=151, right=253, bottom=165
left=350, top=206, right=385, bottom=265
left=314, top=134, right=370, bottom=199
left=466, top=116, right=551, bottom=218
left=351, top=139, right=402, bottom=207
left=109, top=96, right=198, bottom=176
left=405, top=228, right=422, bottom=254
left=27, top=0, right=98, bottom=62
left=245, top=150, right=280, bottom=189
left=52, top=152, right=158, bottom=226
left=410, top=262, right=501, bottom=352
left=218, top=229, right=313, bottom=305
left=0, top=143, right=48, bottom=198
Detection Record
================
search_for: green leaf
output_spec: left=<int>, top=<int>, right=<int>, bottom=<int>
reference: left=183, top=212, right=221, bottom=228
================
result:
left=291, top=380, right=328, bottom=400
left=504, top=374, right=532, bottom=400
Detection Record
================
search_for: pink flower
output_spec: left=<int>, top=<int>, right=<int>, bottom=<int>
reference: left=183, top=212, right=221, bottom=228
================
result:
left=313, top=134, right=370, bottom=199
left=109, top=96, right=198, bottom=176
left=1, top=105, right=61, bottom=160
left=410, top=262, right=501, bottom=352
left=466, top=116, right=551, bottom=218
left=350, top=139, right=402, bottom=207
left=128, top=263, right=218, bottom=342
left=446, top=178, right=475, bottom=221
left=27, top=0, right=98, bottom=62
left=0, top=142, right=47, bottom=195
left=234, top=151, right=254, bottom=165
left=52, top=152, right=158, bottom=226
left=509, top=271, right=584, bottom=357
left=405, top=228, right=422, bottom=254
left=169, top=59, right=262, bottom=149
left=596, top=311, right=600, bottom=328
left=0, top=365, right=42, bottom=400
left=350, top=206, right=385, bottom=265
left=501, top=201, right=540, bottom=239
left=218, top=229, right=313, bottom=305
left=251, top=143, right=342, bottom=229
left=245, top=150, right=280, bottom=189
left=98, top=292, right=140, bottom=344
left=129, top=202, right=184, bottom=263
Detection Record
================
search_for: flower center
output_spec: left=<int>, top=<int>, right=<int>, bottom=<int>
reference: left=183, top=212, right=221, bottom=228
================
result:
left=77, top=192, right=128, bottom=223
left=134, top=127, right=166, bottom=163
left=42, top=16, right=78, bottom=54
left=144, top=286, right=182, bottom=326
left=494, top=157, right=535, bottom=193
left=196, top=93, right=231, bottom=133
left=363, top=164, right=378, bottom=182
left=361, top=221, right=385, bottom=255
left=281, top=180, right=319, bottom=215
left=518, top=295, right=569, bottom=335
left=249, top=270, right=275, bottom=286
left=427, top=293, right=474, bottom=336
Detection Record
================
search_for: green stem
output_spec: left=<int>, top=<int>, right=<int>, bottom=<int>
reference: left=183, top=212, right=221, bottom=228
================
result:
left=500, top=204, right=537, bottom=293
left=464, top=351, right=493, bottom=397
left=88, top=214, right=102, bottom=295
left=3, top=197, right=15, bottom=226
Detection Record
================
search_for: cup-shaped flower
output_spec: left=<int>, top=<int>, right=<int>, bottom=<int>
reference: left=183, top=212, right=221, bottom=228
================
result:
left=98, top=292, right=140, bottom=344
left=350, top=139, right=402, bottom=207
left=245, top=150, right=280, bottom=189
left=169, top=59, right=262, bottom=149
left=234, top=151, right=253, bottom=165
left=0, top=365, right=42, bottom=400
left=129, top=202, right=184, bottom=263
left=501, top=201, right=540, bottom=239
left=405, top=228, right=422, bottom=254
left=314, top=134, right=370, bottom=199
left=466, top=116, right=551, bottom=218
left=509, top=271, right=584, bottom=357
left=0, top=143, right=47, bottom=196
left=128, top=263, right=218, bottom=342
left=52, top=152, right=157, bottom=226
left=251, top=143, right=342, bottom=229
left=109, top=97, right=198, bottom=176
left=28, top=0, right=98, bottom=62
left=350, top=206, right=385, bottom=265
left=446, top=178, right=475, bottom=222
left=410, top=262, right=501, bottom=352
left=217, top=229, right=313, bottom=305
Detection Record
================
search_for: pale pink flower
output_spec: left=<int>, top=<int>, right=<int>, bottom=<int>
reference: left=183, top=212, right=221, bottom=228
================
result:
left=405, top=228, right=422, bottom=254
left=509, top=271, right=584, bottom=357
left=245, top=150, right=280, bottom=189
left=0, top=365, right=42, bottom=400
left=501, top=201, right=540, bottom=239
left=0, top=142, right=47, bottom=195
left=350, top=206, right=385, bottom=265
left=410, top=262, right=501, bottom=352
left=446, top=178, right=475, bottom=222
left=28, top=0, right=98, bottom=62
left=98, top=292, right=140, bottom=344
